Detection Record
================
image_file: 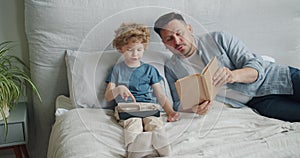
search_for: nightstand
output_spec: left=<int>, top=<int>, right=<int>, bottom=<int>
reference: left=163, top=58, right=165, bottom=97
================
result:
left=0, top=102, right=29, bottom=158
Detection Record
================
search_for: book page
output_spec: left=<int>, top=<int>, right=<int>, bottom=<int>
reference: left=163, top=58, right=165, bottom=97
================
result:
left=198, top=75, right=208, bottom=103
left=175, top=56, right=220, bottom=110
left=175, top=74, right=206, bottom=110
left=201, top=57, right=220, bottom=100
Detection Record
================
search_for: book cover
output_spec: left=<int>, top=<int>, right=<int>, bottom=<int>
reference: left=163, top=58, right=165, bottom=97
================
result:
left=175, top=57, right=220, bottom=110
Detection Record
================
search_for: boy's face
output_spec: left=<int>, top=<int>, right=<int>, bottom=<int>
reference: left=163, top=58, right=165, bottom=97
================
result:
left=119, top=40, right=145, bottom=67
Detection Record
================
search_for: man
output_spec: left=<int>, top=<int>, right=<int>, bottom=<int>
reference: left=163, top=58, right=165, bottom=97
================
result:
left=154, top=12, right=300, bottom=122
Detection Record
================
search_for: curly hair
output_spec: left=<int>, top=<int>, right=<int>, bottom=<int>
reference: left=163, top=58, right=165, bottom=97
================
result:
left=113, top=23, right=150, bottom=50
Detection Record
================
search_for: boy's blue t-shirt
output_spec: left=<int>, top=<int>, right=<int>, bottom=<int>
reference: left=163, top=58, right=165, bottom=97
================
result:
left=106, top=61, right=162, bottom=103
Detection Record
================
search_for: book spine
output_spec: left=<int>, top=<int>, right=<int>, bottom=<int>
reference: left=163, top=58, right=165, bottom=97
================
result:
left=200, top=76, right=209, bottom=100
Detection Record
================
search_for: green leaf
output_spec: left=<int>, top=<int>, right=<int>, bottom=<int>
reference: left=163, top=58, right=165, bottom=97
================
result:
left=0, top=41, right=42, bottom=138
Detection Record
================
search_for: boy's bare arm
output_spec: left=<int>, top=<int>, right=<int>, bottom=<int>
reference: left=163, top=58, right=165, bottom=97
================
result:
left=105, top=82, right=136, bottom=102
left=152, top=83, right=179, bottom=121
left=104, top=82, right=116, bottom=101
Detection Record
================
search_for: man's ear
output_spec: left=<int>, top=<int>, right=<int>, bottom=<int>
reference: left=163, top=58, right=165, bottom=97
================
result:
left=187, top=24, right=193, bottom=33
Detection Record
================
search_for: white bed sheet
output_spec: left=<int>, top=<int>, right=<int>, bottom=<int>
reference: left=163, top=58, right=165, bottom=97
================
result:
left=48, top=100, right=300, bottom=158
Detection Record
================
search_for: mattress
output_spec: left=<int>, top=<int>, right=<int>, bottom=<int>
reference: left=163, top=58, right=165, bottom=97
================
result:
left=48, top=97, right=300, bottom=158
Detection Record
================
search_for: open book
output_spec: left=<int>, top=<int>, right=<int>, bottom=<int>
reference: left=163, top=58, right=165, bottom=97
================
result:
left=175, top=57, right=220, bottom=110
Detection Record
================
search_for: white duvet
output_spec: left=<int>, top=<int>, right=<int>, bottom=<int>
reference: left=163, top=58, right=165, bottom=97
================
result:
left=48, top=101, right=300, bottom=158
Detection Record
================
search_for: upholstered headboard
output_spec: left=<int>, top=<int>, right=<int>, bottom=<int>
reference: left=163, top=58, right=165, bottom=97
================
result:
left=24, top=0, right=300, bottom=157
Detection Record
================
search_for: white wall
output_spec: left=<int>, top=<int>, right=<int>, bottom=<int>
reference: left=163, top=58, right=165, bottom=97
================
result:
left=0, top=0, right=27, bottom=61
left=184, top=0, right=300, bottom=68
left=0, top=0, right=30, bottom=102
left=0, top=1, right=31, bottom=156
left=0, top=1, right=29, bottom=156
left=1, top=0, right=299, bottom=95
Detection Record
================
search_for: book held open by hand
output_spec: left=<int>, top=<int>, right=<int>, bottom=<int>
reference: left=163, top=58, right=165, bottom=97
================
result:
left=175, top=57, right=220, bottom=110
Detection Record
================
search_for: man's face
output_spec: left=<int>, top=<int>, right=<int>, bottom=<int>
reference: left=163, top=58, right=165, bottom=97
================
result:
left=160, top=19, right=196, bottom=58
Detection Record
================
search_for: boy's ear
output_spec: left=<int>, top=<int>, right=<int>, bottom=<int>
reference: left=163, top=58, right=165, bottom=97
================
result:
left=143, top=43, right=149, bottom=50
left=117, top=48, right=123, bottom=53
left=187, top=24, right=193, bottom=34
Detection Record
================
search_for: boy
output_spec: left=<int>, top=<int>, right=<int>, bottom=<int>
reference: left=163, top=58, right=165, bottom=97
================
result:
left=105, top=23, right=179, bottom=157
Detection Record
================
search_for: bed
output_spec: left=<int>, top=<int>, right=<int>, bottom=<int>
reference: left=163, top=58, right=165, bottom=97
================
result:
left=24, top=0, right=300, bottom=158
left=47, top=95, right=300, bottom=158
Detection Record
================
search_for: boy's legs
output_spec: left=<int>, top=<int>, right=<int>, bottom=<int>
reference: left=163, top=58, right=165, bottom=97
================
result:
left=143, top=116, right=164, bottom=131
left=118, top=118, right=143, bottom=147
left=120, top=118, right=155, bottom=158
left=143, top=116, right=171, bottom=156
left=115, top=107, right=143, bottom=146
left=124, top=116, right=164, bottom=158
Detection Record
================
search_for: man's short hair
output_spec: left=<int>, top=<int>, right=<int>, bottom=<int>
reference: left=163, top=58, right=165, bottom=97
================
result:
left=154, top=12, right=186, bottom=37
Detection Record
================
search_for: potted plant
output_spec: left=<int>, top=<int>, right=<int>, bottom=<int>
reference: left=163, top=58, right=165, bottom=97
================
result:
left=0, top=41, right=41, bottom=136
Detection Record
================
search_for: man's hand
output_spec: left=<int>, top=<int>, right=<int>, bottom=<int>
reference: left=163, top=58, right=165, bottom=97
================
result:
left=213, top=67, right=235, bottom=87
left=213, top=67, right=258, bottom=87
left=192, top=101, right=212, bottom=115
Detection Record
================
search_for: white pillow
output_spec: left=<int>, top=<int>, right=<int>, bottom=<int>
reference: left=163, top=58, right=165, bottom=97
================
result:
left=65, top=49, right=173, bottom=109
left=261, top=55, right=275, bottom=62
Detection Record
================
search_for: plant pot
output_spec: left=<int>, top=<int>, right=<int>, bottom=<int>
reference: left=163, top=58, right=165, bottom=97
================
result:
left=0, top=105, right=10, bottom=121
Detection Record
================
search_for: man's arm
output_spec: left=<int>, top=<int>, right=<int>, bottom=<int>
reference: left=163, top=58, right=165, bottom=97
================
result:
left=213, top=32, right=262, bottom=87
left=213, top=67, right=258, bottom=87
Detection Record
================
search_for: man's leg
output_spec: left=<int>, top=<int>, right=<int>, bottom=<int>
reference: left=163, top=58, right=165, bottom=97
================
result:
left=247, top=67, right=300, bottom=122
left=289, top=66, right=300, bottom=102
left=247, top=95, right=300, bottom=122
